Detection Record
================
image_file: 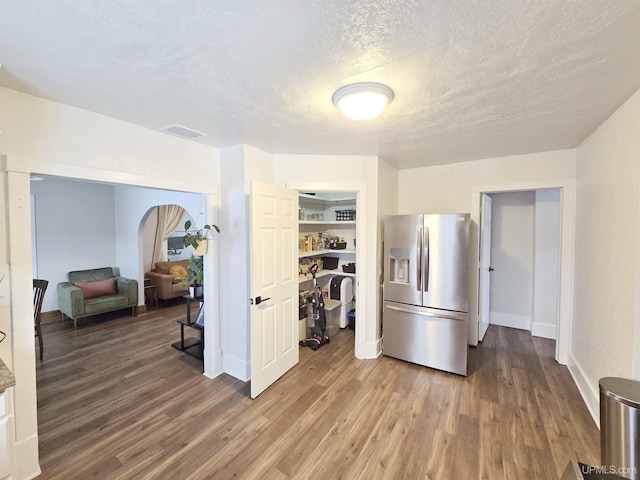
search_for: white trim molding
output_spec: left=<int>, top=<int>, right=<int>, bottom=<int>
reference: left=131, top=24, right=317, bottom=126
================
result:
left=531, top=322, right=557, bottom=340
left=489, top=312, right=531, bottom=331
left=568, top=352, right=600, bottom=427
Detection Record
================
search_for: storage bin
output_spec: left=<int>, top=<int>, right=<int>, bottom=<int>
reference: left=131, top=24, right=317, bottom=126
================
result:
left=342, top=263, right=356, bottom=274
left=335, top=210, right=356, bottom=221
left=323, top=299, right=341, bottom=337
left=347, top=309, right=356, bottom=330
left=299, top=317, right=308, bottom=341
left=323, top=257, right=339, bottom=270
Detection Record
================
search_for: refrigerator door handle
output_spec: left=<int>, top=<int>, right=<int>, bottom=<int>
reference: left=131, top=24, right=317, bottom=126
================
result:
left=417, top=227, right=423, bottom=291
left=386, top=304, right=466, bottom=322
left=424, top=227, right=429, bottom=292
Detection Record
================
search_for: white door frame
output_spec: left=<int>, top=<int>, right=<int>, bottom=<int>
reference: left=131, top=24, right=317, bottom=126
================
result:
left=284, top=182, right=369, bottom=359
left=470, top=179, right=575, bottom=364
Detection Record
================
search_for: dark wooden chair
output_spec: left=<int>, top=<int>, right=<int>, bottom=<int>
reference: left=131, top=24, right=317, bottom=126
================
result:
left=33, top=279, right=49, bottom=360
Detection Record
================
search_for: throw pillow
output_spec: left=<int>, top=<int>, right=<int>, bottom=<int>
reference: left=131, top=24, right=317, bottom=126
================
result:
left=75, top=277, right=117, bottom=299
left=169, top=265, right=188, bottom=282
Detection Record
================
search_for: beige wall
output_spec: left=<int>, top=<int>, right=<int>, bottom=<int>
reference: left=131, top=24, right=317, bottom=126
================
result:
left=397, top=149, right=577, bottom=349
left=377, top=159, right=399, bottom=340
left=571, top=88, right=640, bottom=420
left=397, top=149, right=576, bottom=214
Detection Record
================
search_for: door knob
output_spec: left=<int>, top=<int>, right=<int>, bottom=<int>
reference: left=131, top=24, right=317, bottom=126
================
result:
left=254, top=296, right=271, bottom=305
left=488, top=267, right=495, bottom=272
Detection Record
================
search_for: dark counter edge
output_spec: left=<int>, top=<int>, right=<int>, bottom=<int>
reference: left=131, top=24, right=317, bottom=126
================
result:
left=0, top=358, right=16, bottom=392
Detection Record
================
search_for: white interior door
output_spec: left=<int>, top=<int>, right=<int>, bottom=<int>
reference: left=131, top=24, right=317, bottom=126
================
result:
left=478, top=194, right=493, bottom=341
left=250, top=182, right=299, bottom=398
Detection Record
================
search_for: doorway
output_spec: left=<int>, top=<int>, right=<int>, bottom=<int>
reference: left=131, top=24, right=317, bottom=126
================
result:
left=28, top=176, right=210, bottom=319
left=248, top=182, right=368, bottom=398
left=470, top=180, right=576, bottom=365
left=480, top=190, right=561, bottom=340
left=285, top=182, right=369, bottom=361
left=297, top=190, right=357, bottom=355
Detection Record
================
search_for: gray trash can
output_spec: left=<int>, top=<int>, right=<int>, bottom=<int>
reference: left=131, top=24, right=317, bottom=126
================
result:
left=600, top=377, right=640, bottom=480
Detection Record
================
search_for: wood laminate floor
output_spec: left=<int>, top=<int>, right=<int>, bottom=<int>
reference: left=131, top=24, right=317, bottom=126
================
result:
left=35, top=304, right=599, bottom=479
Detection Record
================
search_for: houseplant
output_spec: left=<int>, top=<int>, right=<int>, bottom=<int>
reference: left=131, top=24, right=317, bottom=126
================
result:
left=183, top=219, right=220, bottom=256
left=183, top=255, right=204, bottom=297
left=181, top=220, right=220, bottom=297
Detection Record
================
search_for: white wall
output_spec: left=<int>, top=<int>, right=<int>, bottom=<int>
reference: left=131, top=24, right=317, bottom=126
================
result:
left=489, top=192, right=535, bottom=331
left=532, top=189, right=561, bottom=339
left=219, top=145, right=275, bottom=381
left=0, top=87, right=220, bottom=480
left=571, top=88, right=640, bottom=422
left=30, top=177, right=117, bottom=312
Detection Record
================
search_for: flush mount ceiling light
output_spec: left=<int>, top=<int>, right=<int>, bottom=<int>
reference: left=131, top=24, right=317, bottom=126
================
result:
left=332, top=82, right=394, bottom=121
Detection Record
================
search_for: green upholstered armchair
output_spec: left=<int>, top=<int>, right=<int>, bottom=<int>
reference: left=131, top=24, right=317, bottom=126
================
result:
left=57, top=267, right=138, bottom=328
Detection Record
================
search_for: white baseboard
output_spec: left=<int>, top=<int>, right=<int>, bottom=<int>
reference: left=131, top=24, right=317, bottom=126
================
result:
left=531, top=322, right=557, bottom=340
left=366, top=337, right=383, bottom=359
left=14, top=432, right=41, bottom=480
left=490, top=311, right=531, bottom=331
left=203, top=347, right=223, bottom=380
left=568, top=351, right=599, bottom=428
left=222, top=352, right=250, bottom=382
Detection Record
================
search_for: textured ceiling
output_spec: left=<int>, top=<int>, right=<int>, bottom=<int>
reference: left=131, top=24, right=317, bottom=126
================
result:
left=1, top=0, right=639, bottom=169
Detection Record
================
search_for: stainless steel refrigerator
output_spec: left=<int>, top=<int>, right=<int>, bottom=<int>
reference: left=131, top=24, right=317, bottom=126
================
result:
left=383, top=214, right=470, bottom=375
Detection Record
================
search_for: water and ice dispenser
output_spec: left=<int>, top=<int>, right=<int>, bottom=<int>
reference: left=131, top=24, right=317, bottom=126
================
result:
left=389, top=248, right=411, bottom=285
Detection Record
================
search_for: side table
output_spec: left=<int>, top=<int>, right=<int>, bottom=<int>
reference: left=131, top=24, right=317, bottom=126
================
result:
left=171, top=295, right=204, bottom=370
left=144, top=284, right=158, bottom=310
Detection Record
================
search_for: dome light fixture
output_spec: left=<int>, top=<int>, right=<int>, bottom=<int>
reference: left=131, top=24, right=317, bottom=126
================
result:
left=332, top=82, right=394, bottom=121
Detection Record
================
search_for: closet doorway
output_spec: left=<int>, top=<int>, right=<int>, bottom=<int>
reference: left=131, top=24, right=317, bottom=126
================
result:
left=469, top=179, right=576, bottom=365
left=480, top=190, right=561, bottom=341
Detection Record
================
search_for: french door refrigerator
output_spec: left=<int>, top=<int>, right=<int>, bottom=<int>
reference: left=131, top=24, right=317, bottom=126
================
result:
left=383, top=214, right=470, bottom=375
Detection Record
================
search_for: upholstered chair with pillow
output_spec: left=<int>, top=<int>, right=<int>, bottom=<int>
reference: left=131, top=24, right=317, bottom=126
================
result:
left=57, top=267, right=138, bottom=328
left=146, top=260, right=190, bottom=301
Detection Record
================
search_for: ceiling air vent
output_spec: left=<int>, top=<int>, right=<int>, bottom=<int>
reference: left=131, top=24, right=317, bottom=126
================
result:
left=161, top=124, right=207, bottom=139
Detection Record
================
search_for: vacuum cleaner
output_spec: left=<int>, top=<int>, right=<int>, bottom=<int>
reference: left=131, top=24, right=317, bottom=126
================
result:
left=299, top=263, right=330, bottom=351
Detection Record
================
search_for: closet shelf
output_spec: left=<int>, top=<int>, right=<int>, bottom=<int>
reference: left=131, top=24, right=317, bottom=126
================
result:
left=299, top=220, right=356, bottom=225
left=299, top=249, right=355, bottom=258
left=298, top=270, right=356, bottom=283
